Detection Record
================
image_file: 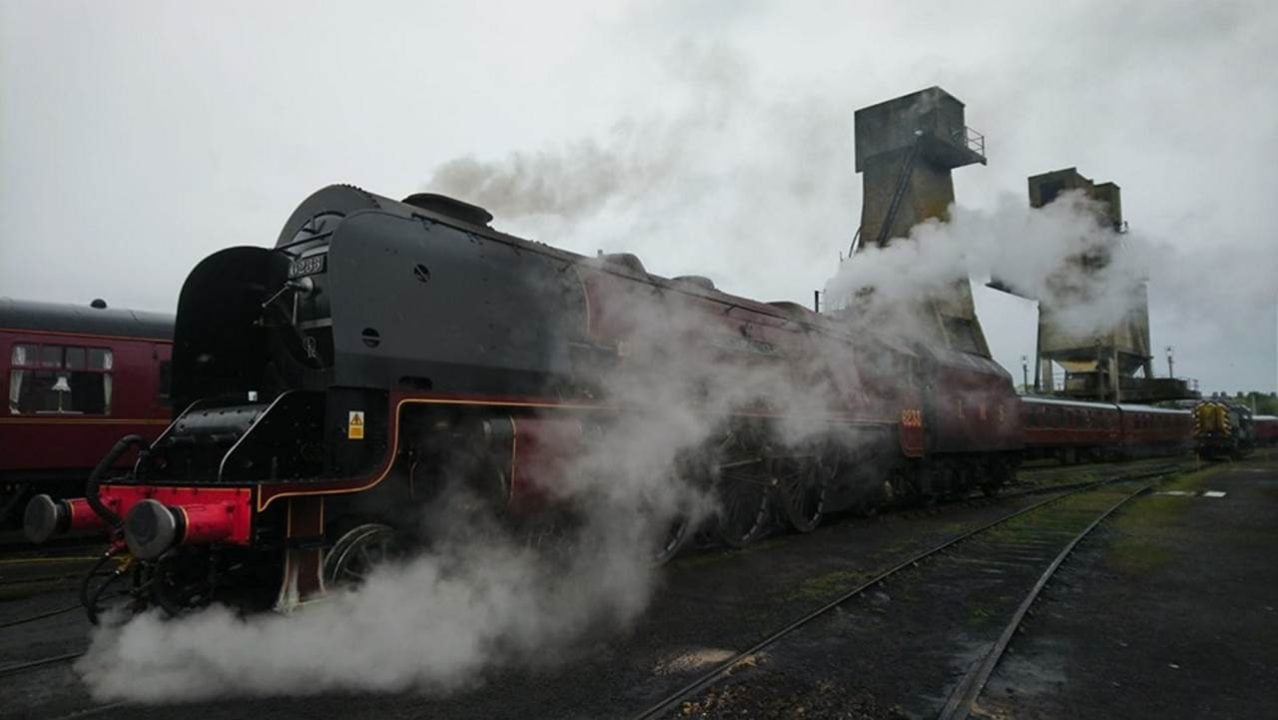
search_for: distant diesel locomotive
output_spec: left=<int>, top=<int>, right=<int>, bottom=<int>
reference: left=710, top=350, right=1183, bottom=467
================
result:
left=1193, top=400, right=1257, bottom=460
left=25, top=185, right=1026, bottom=618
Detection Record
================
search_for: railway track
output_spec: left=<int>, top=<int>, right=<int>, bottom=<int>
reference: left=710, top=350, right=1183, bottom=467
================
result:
left=934, top=481, right=1152, bottom=720
left=0, top=547, right=118, bottom=605
left=632, top=466, right=1176, bottom=719
left=0, top=651, right=85, bottom=679
left=0, top=462, right=1184, bottom=714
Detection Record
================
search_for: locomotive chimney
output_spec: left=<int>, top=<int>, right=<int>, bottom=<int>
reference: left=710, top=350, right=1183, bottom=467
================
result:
left=402, top=193, right=494, bottom=226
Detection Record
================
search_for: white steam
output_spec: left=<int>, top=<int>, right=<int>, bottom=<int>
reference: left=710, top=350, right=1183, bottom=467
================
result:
left=78, top=284, right=848, bottom=703
left=426, top=43, right=859, bottom=304
left=826, top=190, right=1150, bottom=343
left=81, top=535, right=635, bottom=699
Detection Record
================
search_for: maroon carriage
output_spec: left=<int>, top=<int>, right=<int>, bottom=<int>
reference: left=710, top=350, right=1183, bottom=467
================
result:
left=1254, top=415, right=1278, bottom=447
left=1020, top=397, right=1121, bottom=464
left=0, top=298, right=172, bottom=523
left=1117, top=404, right=1192, bottom=458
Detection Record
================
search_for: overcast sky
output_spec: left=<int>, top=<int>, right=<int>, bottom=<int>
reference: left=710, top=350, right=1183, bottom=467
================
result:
left=2, top=1, right=1274, bottom=394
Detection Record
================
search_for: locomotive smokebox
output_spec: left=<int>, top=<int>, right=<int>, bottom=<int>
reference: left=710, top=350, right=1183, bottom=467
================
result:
left=24, top=494, right=107, bottom=543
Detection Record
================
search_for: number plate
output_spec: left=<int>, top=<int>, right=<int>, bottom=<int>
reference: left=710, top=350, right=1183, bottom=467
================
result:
left=288, top=254, right=327, bottom=279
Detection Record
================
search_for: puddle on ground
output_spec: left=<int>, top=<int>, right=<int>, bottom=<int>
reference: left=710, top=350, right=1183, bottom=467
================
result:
left=982, top=635, right=1069, bottom=698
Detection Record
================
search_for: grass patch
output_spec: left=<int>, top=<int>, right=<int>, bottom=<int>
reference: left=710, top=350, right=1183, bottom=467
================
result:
left=1103, top=464, right=1228, bottom=575
left=786, top=569, right=868, bottom=603
left=967, top=603, right=996, bottom=628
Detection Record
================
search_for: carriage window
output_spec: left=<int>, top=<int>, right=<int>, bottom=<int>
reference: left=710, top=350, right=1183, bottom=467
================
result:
left=8, top=344, right=113, bottom=415
left=89, top=348, right=113, bottom=371
left=40, top=345, right=61, bottom=367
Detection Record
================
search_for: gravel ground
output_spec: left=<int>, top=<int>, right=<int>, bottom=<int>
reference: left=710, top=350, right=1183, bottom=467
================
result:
left=665, top=482, right=1151, bottom=720
left=974, top=460, right=1278, bottom=719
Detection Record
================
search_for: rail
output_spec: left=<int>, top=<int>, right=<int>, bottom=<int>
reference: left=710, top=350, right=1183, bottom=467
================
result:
left=629, top=466, right=1177, bottom=720
left=937, top=482, right=1154, bottom=720
left=0, top=651, right=85, bottom=679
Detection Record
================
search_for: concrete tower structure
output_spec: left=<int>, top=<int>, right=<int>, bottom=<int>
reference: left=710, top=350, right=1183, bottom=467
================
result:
left=1027, top=168, right=1193, bottom=402
left=851, top=86, right=991, bottom=356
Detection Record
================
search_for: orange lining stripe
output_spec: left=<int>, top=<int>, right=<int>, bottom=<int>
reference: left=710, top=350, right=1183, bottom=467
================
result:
left=256, top=396, right=589, bottom=510
left=255, top=395, right=894, bottom=511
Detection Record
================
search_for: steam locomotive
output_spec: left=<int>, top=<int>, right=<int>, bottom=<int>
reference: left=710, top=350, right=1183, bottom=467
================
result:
left=24, top=185, right=1024, bottom=618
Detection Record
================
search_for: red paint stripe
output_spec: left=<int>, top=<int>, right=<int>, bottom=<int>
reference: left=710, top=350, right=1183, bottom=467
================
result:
left=0, top=417, right=170, bottom=426
left=0, top=327, right=171, bottom=344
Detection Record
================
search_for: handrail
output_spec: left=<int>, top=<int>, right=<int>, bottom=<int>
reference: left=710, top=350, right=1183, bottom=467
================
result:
left=953, top=125, right=986, bottom=157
